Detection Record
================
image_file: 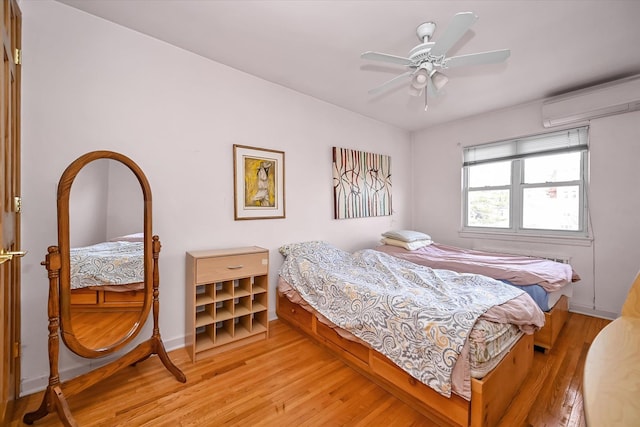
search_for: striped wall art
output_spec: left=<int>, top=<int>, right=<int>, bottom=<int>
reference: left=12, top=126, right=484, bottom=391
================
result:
left=332, top=147, right=392, bottom=219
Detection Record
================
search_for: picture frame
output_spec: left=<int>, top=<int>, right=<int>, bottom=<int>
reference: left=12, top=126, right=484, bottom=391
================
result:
left=233, top=144, right=285, bottom=220
left=332, top=146, right=392, bottom=219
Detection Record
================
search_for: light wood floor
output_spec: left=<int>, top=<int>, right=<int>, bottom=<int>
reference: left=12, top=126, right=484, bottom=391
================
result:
left=9, top=312, right=609, bottom=426
left=70, top=311, right=141, bottom=350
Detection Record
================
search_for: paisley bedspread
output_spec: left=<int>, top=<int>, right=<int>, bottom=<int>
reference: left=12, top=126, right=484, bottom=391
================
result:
left=278, top=241, right=529, bottom=398
left=70, top=241, right=144, bottom=289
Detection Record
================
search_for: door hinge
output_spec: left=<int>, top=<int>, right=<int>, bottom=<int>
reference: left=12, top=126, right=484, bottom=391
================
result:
left=14, top=48, right=21, bottom=65
left=13, top=341, right=20, bottom=358
left=13, top=196, right=21, bottom=213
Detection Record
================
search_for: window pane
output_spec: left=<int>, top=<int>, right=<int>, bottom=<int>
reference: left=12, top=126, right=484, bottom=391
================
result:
left=468, top=161, right=510, bottom=187
left=468, top=190, right=510, bottom=228
left=522, top=186, right=580, bottom=230
left=524, top=152, right=581, bottom=184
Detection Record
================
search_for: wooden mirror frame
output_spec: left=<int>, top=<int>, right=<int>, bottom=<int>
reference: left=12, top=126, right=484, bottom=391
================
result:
left=59, top=151, right=152, bottom=357
left=24, top=151, right=186, bottom=426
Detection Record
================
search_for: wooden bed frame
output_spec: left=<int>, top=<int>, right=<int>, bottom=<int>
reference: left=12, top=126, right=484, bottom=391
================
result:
left=534, top=294, right=568, bottom=352
left=70, top=287, right=144, bottom=311
left=276, top=291, right=534, bottom=427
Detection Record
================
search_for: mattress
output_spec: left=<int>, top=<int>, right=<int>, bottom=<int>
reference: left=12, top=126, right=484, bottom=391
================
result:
left=469, top=319, right=523, bottom=378
left=78, top=282, right=144, bottom=293
left=548, top=281, right=574, bottom=309
left=497, top=279, right=573, bottom=312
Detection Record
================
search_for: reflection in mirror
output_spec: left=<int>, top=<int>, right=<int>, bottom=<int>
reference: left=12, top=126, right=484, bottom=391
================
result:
left=67, top=159, right=145, bottom=351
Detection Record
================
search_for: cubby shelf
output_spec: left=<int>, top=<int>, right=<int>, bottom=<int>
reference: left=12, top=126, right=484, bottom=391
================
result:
left=185, top=246, right=269, bottom=362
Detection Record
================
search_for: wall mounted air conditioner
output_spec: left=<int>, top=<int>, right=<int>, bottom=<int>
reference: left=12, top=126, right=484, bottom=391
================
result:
left=542, top=74, right=640, bottom=128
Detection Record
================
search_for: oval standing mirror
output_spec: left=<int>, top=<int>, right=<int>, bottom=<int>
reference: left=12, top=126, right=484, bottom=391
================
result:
left=58, top=151, right=152, bottom=357
left=65, top=158, right=146, bottom=352
left=24, top=150, right=184, bottom=426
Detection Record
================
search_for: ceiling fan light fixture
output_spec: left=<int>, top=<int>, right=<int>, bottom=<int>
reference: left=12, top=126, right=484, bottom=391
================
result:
left=430, top=71, right=449, bottom=90
left=408, top=85, right=424, bottom=97
left=410, top=69, right=429, bottom=94
left=362, top=12, right=510, bottom=111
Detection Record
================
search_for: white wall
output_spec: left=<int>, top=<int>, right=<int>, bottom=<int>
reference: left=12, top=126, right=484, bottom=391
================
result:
left=67, top=158, right=143, bottom=247
left=20, top=0, right=412, bottom=394
left=411, top=102, right=640, bottom=320
left=68, top=159, right=109, bottom=247
left=105, top=160, right=144, bottom=240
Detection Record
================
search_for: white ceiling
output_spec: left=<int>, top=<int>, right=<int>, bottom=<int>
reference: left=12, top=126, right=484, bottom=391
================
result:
left=56, top=0, right=640, bottom=132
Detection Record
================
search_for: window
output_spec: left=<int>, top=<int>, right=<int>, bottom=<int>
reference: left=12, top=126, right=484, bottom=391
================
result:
left=462, top=127, right=589, bottom=236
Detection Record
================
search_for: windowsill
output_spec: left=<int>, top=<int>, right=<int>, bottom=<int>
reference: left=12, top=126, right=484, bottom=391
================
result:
left=458, top=229, right=593, bottom=247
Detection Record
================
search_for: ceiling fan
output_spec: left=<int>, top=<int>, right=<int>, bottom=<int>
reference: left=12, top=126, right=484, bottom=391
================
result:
left=361, top=12, right=510, bottom=110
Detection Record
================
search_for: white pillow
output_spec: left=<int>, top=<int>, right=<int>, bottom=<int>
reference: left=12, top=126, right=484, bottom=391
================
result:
left=381, top=237, right=432, bottom=251
left=109, top=232, right=144, bottom=243
left=381, top=230, right=431, bottom=243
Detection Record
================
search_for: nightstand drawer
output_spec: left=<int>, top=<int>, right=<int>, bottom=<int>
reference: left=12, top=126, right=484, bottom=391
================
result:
left=196, top=251, right=268, bottom=283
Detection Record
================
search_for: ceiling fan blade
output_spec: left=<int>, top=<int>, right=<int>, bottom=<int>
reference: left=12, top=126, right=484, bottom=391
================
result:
left=361, top=51, right=413, bottom=66
left=443, top=49, right=511, bottom=68
left=368, top=71, right=413, bottom=95
left=429, top=11, right=478, bottom=57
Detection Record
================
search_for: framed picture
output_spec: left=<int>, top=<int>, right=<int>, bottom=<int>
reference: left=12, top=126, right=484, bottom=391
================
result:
left=233, top=144, right=285, bottom=220
left=332, top=146, right=392, bottom=219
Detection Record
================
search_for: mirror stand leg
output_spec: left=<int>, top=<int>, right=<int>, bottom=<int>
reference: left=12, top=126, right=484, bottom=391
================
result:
left=152, top=335, right=187, bottom=383
left=21, top=386, right=49, bottom=424
left=23, top=247, right=78, bottom=426
left=51, top=385, right=77, bottom=427
left=23, top=385, right=77, bottom=427
left=149, top=236, right=186, bottom=383
left=148, top=290, right=186, bottom=382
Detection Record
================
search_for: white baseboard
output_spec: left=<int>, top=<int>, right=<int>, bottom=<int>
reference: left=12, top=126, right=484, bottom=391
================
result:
left=21, top=364, right=92, bottom=397
left=569, top=303, right=618, bottom=320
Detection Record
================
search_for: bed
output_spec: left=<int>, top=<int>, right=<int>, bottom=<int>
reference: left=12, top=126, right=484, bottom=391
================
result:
left=375, top=230, right=580, bottom=352
left=276, top=241, right=545, bottom=426
left=69, top=233, right=145, bottom=311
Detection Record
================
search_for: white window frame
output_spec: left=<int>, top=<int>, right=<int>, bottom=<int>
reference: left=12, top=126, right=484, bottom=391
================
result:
left=461, top=127, right=589, bottom=238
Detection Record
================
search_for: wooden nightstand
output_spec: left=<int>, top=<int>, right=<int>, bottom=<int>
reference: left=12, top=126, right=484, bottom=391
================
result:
left=185, top=246, right=269, bottom=361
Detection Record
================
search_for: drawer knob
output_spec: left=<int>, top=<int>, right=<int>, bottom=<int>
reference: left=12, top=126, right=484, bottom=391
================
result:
left=227, top=265, right=243, bottom=270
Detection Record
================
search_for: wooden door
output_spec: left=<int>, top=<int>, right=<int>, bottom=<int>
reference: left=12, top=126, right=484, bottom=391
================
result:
left=0, top=0, right=21, bottom=423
